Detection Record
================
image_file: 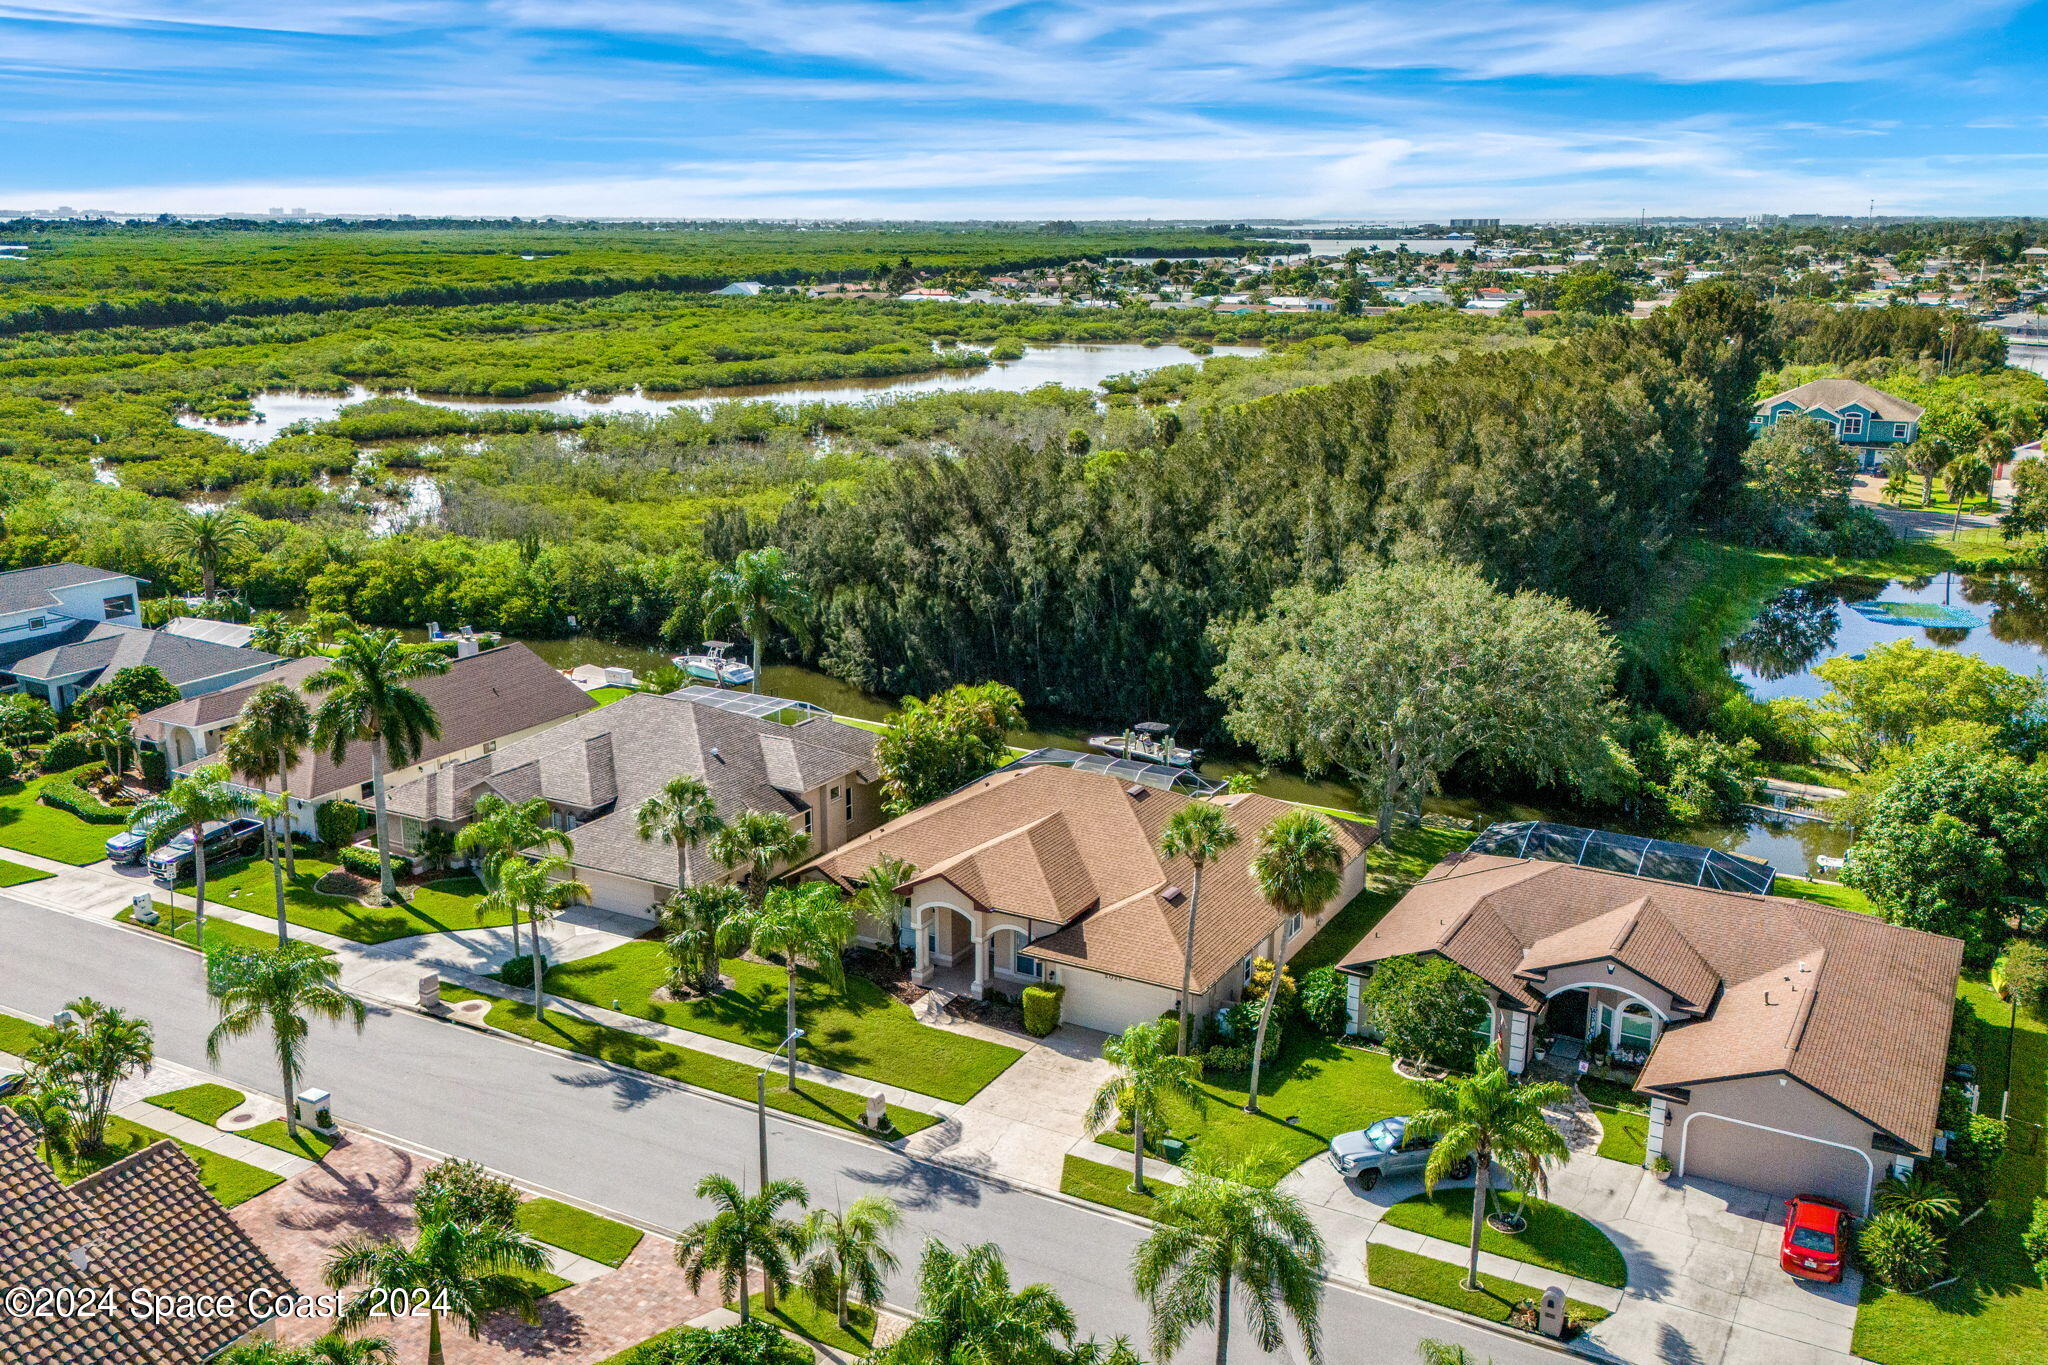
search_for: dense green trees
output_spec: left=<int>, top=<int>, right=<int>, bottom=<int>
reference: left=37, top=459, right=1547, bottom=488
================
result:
left=873, top=682, right=1025, bottom=816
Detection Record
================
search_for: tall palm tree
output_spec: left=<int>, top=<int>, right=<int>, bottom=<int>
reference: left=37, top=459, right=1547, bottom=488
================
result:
left=247, top=611, right=322, bottom=659
left=77, top=704, right=136, bottom=779
left=1243, top=811, right=1345, bottom=1113
left=1085, top=1019, right=1207, bottom=1196
left=1407, top=1043, right=1572, bottom=1291
left=130, top=761, right=242, bottom=949
left=325, top=1216, right=548, bottom=1365
left=661, top=882, right=747, bottom=996
left=23, top=998, right=153, bottom=1152
left=207, top=941, right=367, bottom=1138
left=482, top=854, right=591, bottom=1020
left=1414, top=1341, right=1486, bottom=1365
left=635, top=774, right=724, bottom=898
left=1947, top=448, right=1995, bottom=539
left=889, top=1239, right=1076, bottom=1365
left=307, top=628, right=451, bottom=902
left=709, top=809, right=811, bottom=911
left=674, top=1172, right=810, bottom=1321
left=165, top=505, right=256, bottom=598
left=1132, top=1159, right=1327, bottom=1365
left=701, top=546, right=813, bottom=692
left=848, top=854, right=915, bottom=951
left=719, top=880, right=855, bottom=1085
left=454, top=793, right=572, bottom=962
left=224, top=681, right=314, bottom=878
left=4, top=1072, right=80, bottom=1165
left=797, top=1195, right=901, bottom=1330
left=219, top=1336, right=398, bottom=1365
left=1159, top=802, right=1239, bottom=1055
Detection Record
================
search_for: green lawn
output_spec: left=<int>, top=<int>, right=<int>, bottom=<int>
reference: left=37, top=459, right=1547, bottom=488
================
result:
left=540, top=942, right=1022, bottom=1104
left=1776, top=877, right=1876, bottom=916
left=1380, top=1188, right=1628, bottom=1287
left=0, top=1009, right=42, bottom=1056
left=1060, top=1154, right=1161, bottom=1220
left=1854, top=971, right=2048, bottom=1365
left=145, top=1083, right=245, bottom=1126
left=467, top=992, right=939, bottom=1139
left=1287, top=825, right=1475, bottom=975
left=174, top=856, right=505, bottom=943
left=596, top=1328, right=698, bottom=1364
left=587, top=686, right=638, bottom=707
left=46, top=1115, right=282, bottom=1208
left=1366, top=1245, right=1612, bottom=1332
left=516, top=1197, right=644, bottom=1268
left=0, top=857, right=53, bottom=886
left=237, top=1118, right=337, bottom=1161
left=1097, top=1032, right=1419, bottom=1184
left=115, top=902, right=334, bottom=957
left=740, top=1287, right=876, bottom=1355
left=0, top=776, right=127, bottom=864
left=1579, top=1076, right=1649, bottom=1167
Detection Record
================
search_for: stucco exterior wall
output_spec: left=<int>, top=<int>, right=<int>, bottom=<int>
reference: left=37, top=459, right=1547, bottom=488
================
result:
left=1528, top=962, right=1679, bottom=1019
left=1666, top=1073, right=1892, bottom=1211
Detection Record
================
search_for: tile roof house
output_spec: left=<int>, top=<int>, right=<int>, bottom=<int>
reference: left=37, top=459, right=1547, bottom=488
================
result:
left=1751, top=378, right=1924, bottom=470
left=381, top=690, right=883, bottom=915
left=802, top=764, right=1377, bottom=1034
left=1337, top=849, right=1965, bottom=1212
left=0, top=1108, right=294, bottom=1363
left=134, top=643, right=595, bottom=838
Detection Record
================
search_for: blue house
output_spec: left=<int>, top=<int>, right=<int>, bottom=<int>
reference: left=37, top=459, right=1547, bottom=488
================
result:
left=1751, top=378, right=1923, bottom=471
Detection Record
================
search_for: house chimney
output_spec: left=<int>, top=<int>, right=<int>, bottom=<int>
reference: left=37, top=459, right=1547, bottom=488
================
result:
left=455, top=637, right=479, bottom=660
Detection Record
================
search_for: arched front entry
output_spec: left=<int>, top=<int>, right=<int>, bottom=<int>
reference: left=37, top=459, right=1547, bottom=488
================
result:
left=1540, top=982, right=1667, bottom=1066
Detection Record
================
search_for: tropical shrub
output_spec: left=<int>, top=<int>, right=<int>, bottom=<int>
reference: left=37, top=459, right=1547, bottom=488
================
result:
left=1858, top=1210, right=1947, bottom=1290
left=138, top=746, right=169, bottom=785
left=315, top=798, right=364, bottom=847
left=0, top=748, right=17, bottom=784
left=497, top=953, right=548, bottom=988
left=1362, top=955, right=1489, bottom=1072
left=415, top=1157, right=521, bottom=1228
left=1021, top=983, right=1064, bottom=1037
left=334, top=845, right=406, bottom=880
left=2025, top=1197, right=2048, bottom=1269
left=38, top=772, right=128, bottom=823
left=40, top=731, right=95, bottom=773
left=1295, top=965, right=1349, bottom=1036
left=2000, top=939, right=2048, bottom=1020
left=650, top=1320, right=809, bottom=1365
left=1944, top=1112, right=2010, bottom=1204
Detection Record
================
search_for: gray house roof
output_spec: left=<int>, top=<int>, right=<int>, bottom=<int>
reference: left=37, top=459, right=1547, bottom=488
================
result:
left=384, top=691, right=879, bottom=889
left=1756, top=378, right=1924, bottom=423
left=0, top=562, right=139, bottom=617
left=5, top=622, right=278, bottom=689
left=161, top=616, right=259, bottom=648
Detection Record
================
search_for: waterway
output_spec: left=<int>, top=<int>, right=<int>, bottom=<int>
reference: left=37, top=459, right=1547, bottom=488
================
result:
left=178, top=342, right=1264, bottom=448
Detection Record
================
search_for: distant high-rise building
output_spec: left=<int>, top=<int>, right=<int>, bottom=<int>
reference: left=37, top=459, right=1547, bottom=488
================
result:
left=1448, top=218, right=1499, bottom=229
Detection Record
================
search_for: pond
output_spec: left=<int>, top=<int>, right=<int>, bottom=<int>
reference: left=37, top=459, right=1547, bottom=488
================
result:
left=178, top=342, right=1265, bottom=448
left=1727, top=569, right=2048, bottom=703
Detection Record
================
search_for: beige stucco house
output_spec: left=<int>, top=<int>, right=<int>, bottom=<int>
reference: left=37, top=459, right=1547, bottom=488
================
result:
left=801, top=762, right=1377, bottom=1034
left=1339, top=832, right=1964, bottom=1213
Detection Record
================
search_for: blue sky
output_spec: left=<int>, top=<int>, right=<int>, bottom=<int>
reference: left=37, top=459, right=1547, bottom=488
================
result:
left=2, top=0, right=2045, bottom=218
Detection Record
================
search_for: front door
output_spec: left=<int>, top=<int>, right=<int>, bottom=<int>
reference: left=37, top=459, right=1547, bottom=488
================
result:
left=1547, top=991, right=1589, bottom=1041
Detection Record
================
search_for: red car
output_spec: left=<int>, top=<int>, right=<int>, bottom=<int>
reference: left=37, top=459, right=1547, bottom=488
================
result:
left=1781, top=1195, right=1851, bottom=1283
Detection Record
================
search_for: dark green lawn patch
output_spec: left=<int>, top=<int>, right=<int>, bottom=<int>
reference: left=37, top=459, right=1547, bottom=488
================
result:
left=539, top=942, right=1022, bottom=1103
left=740, top=1287, right=875, bottom=1354
left=1366, top=1244, right=1612, bottom=1330
left=1060, top=1155, right=1161, bottom=1220
left=1777, top=877, right=1876, bottom=917
left=475, top=995, right=939, bottom=1139
left=595, top=1328, right=698, bottom=1364
left=0, top=776, right=127, bottom=864
left=1288, top=826, right=1474, bottom=975
left=145, top=1083, right=245, bottom=1127
left=1379, top=1188, right=1628, bottom=1288
left=173, top=856, right=508, bottom=943
left=516, top=1197, right=644, bottom=1268
left=237, top=1119, right=337, bottom=1161
left=0, top=857, right=54, bottom=886
left=45, top=1115, right=282, bottom=1208
left=115, top=903, right=333, bottom=956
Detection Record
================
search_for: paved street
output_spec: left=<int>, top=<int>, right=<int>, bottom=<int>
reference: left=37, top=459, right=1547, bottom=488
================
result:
left=0, top=894, right=1552, bottom=1365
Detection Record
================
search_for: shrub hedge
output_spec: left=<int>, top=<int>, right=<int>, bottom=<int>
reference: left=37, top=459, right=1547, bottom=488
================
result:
left=1021, top=983, right=1064, bottom=1036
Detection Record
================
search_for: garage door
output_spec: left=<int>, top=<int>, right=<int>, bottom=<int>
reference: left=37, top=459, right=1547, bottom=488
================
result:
left=1680, top=1113, right=1875, bottom=1212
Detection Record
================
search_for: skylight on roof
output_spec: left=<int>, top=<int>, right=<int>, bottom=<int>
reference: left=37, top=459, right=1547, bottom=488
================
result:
left=1470, top=819, right=1776, bottom=895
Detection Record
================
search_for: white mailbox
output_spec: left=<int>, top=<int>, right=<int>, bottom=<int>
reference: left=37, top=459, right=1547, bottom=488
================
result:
left=418, top=971, right=442, bottom=1010
left=295, top=1088, right=337, bottom=1135
left=861, top=1091, right=888, bottom=1131
left=1538, top=1285, right=1567, bottom=1339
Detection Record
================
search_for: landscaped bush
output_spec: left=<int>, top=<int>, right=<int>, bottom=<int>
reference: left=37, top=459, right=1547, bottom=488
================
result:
left=138, top=746, right=169, bottom=786
left=40, top=731, right=94, bottom=773
left=335, top=845, right=411, bottom=880
left=1296, top=965, right=1350, bottom=1036
left=2024, top=1197, right=2048, bottom=1269
left=0, top=748, right=17, bottom=784
left=315, top=798, right=364, bottom=847
left=1944, top=1112, right=2010, bottom=1204
left=497, top=954, right=550, bottom=988
left=1998, top=939, right=2048, bottom=1021
left=38, top=771, right=129, bottom=824
left=1859, top=1209, right=1948, bottom=1290
left=1021, top=983, right=1063, bottom=1037
left=626, top=1320, right=806, bottom=1365
left=416, top=1157, right=521, bottom=1228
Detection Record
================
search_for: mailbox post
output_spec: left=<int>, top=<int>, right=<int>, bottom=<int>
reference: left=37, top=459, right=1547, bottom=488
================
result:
left=1538, top=1286, right=1567, bottom=1339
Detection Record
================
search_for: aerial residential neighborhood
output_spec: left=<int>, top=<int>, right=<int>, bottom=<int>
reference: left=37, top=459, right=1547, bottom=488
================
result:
left=6, top=5, right=2048, bottom=1365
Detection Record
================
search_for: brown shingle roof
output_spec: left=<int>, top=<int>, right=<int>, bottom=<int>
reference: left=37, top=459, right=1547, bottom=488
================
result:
left=0, top=1109, right=293, bottom=1364
left=1339, top=852, right=1963, bottom=1152
left=804, top=767, right=1376, bottom=993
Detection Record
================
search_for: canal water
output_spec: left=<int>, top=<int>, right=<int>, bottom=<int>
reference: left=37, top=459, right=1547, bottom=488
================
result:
left=179, top=342, right=1264, bottom=448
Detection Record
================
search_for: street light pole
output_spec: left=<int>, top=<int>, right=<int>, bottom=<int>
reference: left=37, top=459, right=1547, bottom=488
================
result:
left=754, top=1028, right=805, bottom=1190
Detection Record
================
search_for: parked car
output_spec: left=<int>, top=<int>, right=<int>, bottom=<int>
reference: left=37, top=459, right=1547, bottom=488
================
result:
left=1780, top=1194, right=1851, bottom=1283
left=105, top=811, right=176, bottom=866
left=147, top=818, right=264, bottom=885
left=0, top=1071, right=25, bottom=1098
left=1328, top=1116, right=1475, bottom=1191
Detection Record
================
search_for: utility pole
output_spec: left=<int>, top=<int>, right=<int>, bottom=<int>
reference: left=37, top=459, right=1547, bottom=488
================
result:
left=755, top=1028, right=805, bottom=1190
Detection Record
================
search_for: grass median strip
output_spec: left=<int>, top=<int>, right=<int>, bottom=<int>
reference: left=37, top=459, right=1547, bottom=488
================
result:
left=238, top=1118, right=338, bottom=1161
left=0, top=857, right=54, bottom=886
left=1378, top=1189, right=1627, bottom=1288
left=459, top=991, right=939, bottom=1139
left=517, top=1197, right=645, bottom=1268
left=145, top=1082, right=245, bottom=1127
left=1366, top=1244, right=1611, bottom=1330
left=739, top=1288, right=875, bottom=1354
left=1059, top=1154, right=1161, bottom=1220
left=45, top=1115, right=282, bottom=1208
left=115, top=903, right=335, bottom=957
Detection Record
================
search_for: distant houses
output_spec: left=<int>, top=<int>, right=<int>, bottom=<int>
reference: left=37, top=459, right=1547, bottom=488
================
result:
left=1751, top=377, right=1924, bottom=470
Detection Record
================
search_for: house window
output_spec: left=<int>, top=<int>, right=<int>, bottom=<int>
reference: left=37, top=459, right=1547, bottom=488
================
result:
left=1241, top=955, right=1255, bottom=985
left=1895, top=423, right=1913, bottom=439
left=1618, top=1004, right=1657, bottom=1048
left=102, top=595, right=135, bottom=619
left=844, top=785, right=854, bottom=822
left=1842, top=412, right=1864, bottom=437
left=27, top=617, right=43, bottom=630
left=801, top=810, right=812, bottom=837
left=359, top=782, right=374, bottom=799
left=1287, top=912, right=1303, bottom=940
left=1012, top=951, right=1042, bottom=980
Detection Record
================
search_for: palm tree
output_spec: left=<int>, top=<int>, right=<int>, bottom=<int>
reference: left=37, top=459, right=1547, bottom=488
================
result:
left=247, top=611, right=322, bottom=659
left=890, top=1239, right=1076, bottom=1365
left=1414, top=1341, right=1486, bottom=1365
left=710, top=809, right=812, bottom=911
left=1947, top=449, right=1995, bottom=539
left=1243, top=811, right=1345, bottom=1113
left=5, top=1072, right=80, bottom=1165
left=1904, top=435, right=1953, bottom=508
left=661, top=883, right=747, bottom=996
left=720, top=880, right=855, bottom=1085
left=207, top=941, right=367, bottom=1138
left=219, top=1335, right=398, bottom=1365
left=22, top=997, right=154, bottom=1152
left=1159, top=802, right=1240, bottom=1055
left=635, top=774, right=724, bottom=899
left=1407, top=1043, right=1572, bottom=1291
left=224, top=681, right=314, bottom=878
left=848, top=854, right=915, bottom=951
left=165, top=505, right=256, bottom=597
left=307, top=628, right=451, bottom=902
left=482, top=854, right=591, bottom=1020
left=130, top=762, right=242, bottom=950
left=1085, top=1019, right=1206, bottom=1196
left=325, top=1217, right=548, bottom=1365
left=1874, top=1168, right=1960, bottom=1226
left=701, top=546, right=813, bottom=692
left=673, top=1172, right=810, bottom=1321
left=797, top=1195, right=902, bottom=1331
left=1131, top=1159, right=1327, bottom=1365
left=77, top=704, right=136, bottom=779
left=454, top=793, right=572, bottom=962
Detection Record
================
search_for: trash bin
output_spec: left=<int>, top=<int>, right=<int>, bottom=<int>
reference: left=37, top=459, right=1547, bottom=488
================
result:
left=1159, top=1137, right=1188, bottom=1163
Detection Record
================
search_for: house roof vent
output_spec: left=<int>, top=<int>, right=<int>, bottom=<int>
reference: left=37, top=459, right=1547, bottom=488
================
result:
left=1160, top=885, right=1185, bottom=905
left=1125, top=784, right=1148, bottom=799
